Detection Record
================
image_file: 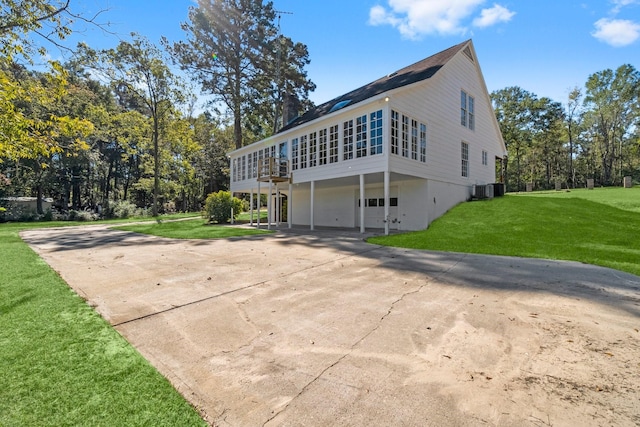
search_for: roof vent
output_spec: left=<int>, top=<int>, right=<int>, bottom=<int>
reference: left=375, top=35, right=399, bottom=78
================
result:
left=387, top=71, right=398, bottom=78
left=329, top=99, right=352, bottom=113
left=463, top=46, right=474, bottom=62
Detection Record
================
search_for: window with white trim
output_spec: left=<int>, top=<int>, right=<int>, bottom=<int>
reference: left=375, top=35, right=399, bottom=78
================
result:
left=291, top=138, right=299, bottom=170
left=402, top=115, right=409, bottom=158
left=461, top=90, right=475, bottom=130
left=232, top=158, right=237, bottom=182
left=461, top=141, right=469, bottom=177
left=329, top=125, right=338, bottom=163
left=319, top=129, right=327, bottom=165
left=370, top=110, right=383, bottom=155
left=482, top=149, right=488, bottom=166
left=343, top=119, right=354, bottom=160
left=309, top=131, right=317, bottom=167
left=391, top=110, right=399, bottom=155
left=411, top=119, right=418, bottom=160
left=241, top=155, right=246, bottom=180
left=252, top=152, right=257, bottom=178
left=300, top=135, right=308, bottom=169
left=356, top=115, right=367, bottom=158
left=419, top=123, right=427, bottom=163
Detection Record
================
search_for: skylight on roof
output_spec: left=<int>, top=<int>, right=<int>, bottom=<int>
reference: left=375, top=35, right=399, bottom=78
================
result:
left=329, top=99, right=351, bottom=113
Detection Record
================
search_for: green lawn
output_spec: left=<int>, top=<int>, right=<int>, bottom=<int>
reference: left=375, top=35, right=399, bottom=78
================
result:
left=0, top=220, right=208, bottom=426
left=369, top=187, right=640, bottom=277
left=113, top=217, right=272, bottom=239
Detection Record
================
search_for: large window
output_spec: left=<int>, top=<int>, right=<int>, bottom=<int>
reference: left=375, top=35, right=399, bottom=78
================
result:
left=356, top=115, right=367, bottom=158
left=461, top=141, right=469, bottom=177
left=461, top=90, right=475, bottom=130
left=411, top=119, right=418, bottom=160
left=391, top=110, right=399, bottom=155
left=319, top=129, right=327, bottom=165
left=329, top=125, right=339, bottom=163
left=401, top=115, right=409, bottom=158
left=231, top=158, right=236, bottom=182
left=252, top=152, right=258, bottom=178
left=309, top=131, right=317, bottom=167
left=419, top=123, right=427, bottom=163
left=370, top=110, right=383, bottom=155
left=291, top=138, right=299, bottom=170
left=300, top=135, right=308, bottom=169
left=343, top=119, right=354, bottom=160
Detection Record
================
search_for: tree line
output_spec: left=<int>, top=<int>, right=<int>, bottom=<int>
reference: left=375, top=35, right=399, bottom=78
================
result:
left=0, top=0, right=313, bottom=219
left=1, top=1, right=638, bottom=220
left=492, top=64, right=640, bottom=192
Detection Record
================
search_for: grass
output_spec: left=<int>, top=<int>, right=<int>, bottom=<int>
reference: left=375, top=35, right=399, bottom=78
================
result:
left=113, top=217, right=272, bottom=239
left=369, top=187, right=640, bottom=277
left=0, top=220, right=209, bottom=426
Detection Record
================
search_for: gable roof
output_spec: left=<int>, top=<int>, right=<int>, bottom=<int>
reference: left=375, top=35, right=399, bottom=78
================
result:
left=278, top=40, right=471, bottom=133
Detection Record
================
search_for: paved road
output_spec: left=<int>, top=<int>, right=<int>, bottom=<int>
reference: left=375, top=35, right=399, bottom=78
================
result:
left=22, top=225, right=640, bottom=426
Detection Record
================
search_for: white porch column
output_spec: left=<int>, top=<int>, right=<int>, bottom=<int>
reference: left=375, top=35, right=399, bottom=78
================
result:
left=267, top=179, right=273, bottom=230
left=384, top=171, right=390, bottom=235
left=257, top=180, right=261, bottom=229
left=288, top=183, right=293, bottom=229
left=359, top=174, right=365, bottom=233
left=310, top=180, right=315, bottom=231
left=249, top=191, right=254, bottom=226
left=276, top=187, right=281, bottom=225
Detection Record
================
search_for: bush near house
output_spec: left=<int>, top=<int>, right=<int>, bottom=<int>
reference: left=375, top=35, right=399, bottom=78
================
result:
left=203, top=191, right=244, bottom=223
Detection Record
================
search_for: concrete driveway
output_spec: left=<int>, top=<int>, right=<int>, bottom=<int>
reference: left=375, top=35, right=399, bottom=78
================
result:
left=21, top=225, right=640, bottom=426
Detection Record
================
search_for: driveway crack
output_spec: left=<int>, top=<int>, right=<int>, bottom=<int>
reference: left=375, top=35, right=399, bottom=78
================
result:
left=262, top=251, right=467, bottom=426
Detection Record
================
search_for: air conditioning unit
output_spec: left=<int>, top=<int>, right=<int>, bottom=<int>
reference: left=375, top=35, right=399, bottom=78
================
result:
left=472, top=184, right=494, bottom=199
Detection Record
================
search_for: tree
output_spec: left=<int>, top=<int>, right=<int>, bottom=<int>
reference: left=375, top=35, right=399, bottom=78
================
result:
left=566, top=87, right=582, bottom=188
left=81, top=35, right=190, bottom=216
left=584, top=64, right=640, bottom=185
left=491, top=87, right=538, bottom=192
left=166, top=0, right=315, bottom=149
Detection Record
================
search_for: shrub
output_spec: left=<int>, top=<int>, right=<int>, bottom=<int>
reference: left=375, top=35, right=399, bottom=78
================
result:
left=111, top=200, right=142, bottom=219
left=203, top=191, right=244, bottom=224
left=68, top=210, right=98, bottom=222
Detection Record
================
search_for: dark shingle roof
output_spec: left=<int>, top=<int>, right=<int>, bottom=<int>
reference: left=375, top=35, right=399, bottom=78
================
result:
left=278, top=40, right=470, bottom=133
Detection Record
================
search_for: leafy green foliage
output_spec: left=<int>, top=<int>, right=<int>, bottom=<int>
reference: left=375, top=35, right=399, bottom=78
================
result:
left=203, top=190, right=243, bottom=223
left=369, top=188, right=640, bottom=277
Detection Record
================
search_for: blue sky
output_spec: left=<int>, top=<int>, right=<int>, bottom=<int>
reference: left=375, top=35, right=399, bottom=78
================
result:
left=65, top=0, right=639, bottom=107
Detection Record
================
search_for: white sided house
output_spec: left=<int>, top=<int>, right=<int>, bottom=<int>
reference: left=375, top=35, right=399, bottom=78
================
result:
left=228, top=40, right=507, bottom=235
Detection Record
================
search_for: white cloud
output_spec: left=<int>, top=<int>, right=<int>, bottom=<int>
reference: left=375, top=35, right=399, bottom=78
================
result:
left=368, top=0, right=513, bottom=39
left=592, top=18, right=640, bottom=46
left=611, top=0, right=640, bottom=14
left=472, top=4, right=516, bottom=28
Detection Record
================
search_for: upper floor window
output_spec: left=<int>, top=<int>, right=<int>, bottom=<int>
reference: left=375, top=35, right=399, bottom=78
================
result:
left=356, top=115, right=367, bottom=158
left=391, top=110, right=399, bottom=155
left=370, top=110, right=383, bottom=155
left=461, top=90, right=475, bottom=130
left=319, top=129, right=327, bottom=166
left=343, top=119, right=354, bottom=160
left=329, top=125, right=339, bottom=163
left=291, top=138, right=299, bottom=170
left=309, top=131, right=317, bottom=167
left=300, top=135, right=308, bottom=169
left=419, top=123, right=427, bottom=163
